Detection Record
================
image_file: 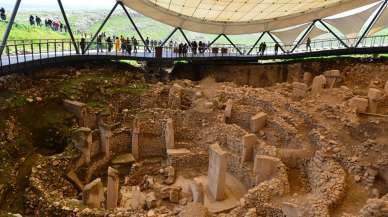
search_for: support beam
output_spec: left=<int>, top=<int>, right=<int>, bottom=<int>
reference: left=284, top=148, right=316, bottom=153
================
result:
left=318, top=20, right=348, bottom=48
left=208, top=34, right=243, bottom=55
left=247, top=32, right=265, bottom=55
left=291, top=21, right=316, bottom=53
left=84, top=2, right=119, bottom=54
left=120, top=2, right=151, bottom=53
left=161, top=27, right=178, bottom=46
left=0, top=0, right=21, bottom=56
left=57, top=0, right=80, bottom=54
left=222, top=34, right=243, bottom=55
left=208, top=34, right=223, bottom=47
left=356, top=0, right=387, bottom=48
left=178, top=28, right=192, bottom=47
left=267, top=32, right=286, bottom=53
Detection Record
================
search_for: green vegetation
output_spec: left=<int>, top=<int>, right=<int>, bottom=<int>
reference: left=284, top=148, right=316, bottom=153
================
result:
left=110, top=81, right=148, bottom=95
left=0, top=21, right=70, bottom=41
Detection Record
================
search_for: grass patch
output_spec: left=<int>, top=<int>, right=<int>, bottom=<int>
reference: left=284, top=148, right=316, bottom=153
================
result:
left=86, top=100, right=106, bottom=109
left=110, top=81, right=148, bottom=95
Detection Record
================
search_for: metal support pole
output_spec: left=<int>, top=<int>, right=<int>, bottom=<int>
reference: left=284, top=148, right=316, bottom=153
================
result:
left=84, top=2, right=119, bottom=54
left=57, top=0, right=80, bottom=54
left=222, top=34, right=243, bottom=55
left=356, top=0, right=387, bottom=48
left=291, top=21, right=316, bottom=53
left=318, top=20, right=348, bottom=48
left=161, top=27, right=178, bottom=46
left=267, top=32, right=286, bottom=53
left=208, top=34, right=223, bottom=47
left=119, top=2, right=151, bottom=53
left=247, top=32, right=265, bottom=55
left=178, top=28, right=192, bottom=47
left=0, top=0, right=21, bottom=56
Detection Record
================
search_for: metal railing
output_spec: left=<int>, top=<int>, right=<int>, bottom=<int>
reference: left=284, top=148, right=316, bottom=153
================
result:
left=2, top=34, right=388, bottom=74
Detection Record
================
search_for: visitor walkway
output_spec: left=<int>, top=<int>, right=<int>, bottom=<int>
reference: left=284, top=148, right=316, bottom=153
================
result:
left=1, top=36, right=388, bottom=75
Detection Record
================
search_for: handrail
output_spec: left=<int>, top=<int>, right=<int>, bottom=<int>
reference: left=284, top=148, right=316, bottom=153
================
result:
left=1, top=33, right=388, bottom=75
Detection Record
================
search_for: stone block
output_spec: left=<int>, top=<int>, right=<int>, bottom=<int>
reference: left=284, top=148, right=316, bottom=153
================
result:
left=368, top=88, right=383, bottom=100
left=282, top=202, right=302, bottom=217
left=250, top=112, right=267, bottom=133
left=169, top=187, right=181, bottom=203
left=292, top=82, right=308, bottom=98
left=82, top=178, right=104, bottom=209
left=168, top=83, right=183, bottom=109
left=99, top=122, right=112, bottom=158
left=303, top=72, right=313, bottom=85
left=208, top=143, right=227, bottom=201
left=190, top=178, right=204, bottom=204
left=311, top=75, right=326, bottom=95
left=132, top=123, right=140, bottom=161
left=224, top=99, right=233, bottom=119
left=63, top=100, right=86, bottom=125
left=349, top=97, right=369, bottom=113
left=242, top=134, right=257, bottom=162
left=323, top=70, right=341, bottom=77
left=165, top=118, right=175, bottom=149
left=145, top=192, right=157, bottom=209
left=107, top=167, right=120, bottom=209
left=72, top=127, right=92, bottom=164
left=253, top=155, right=282, bottom=184
left=385, top=81, right=388, bottom=95
left=368, top=88, right=383, bottom=113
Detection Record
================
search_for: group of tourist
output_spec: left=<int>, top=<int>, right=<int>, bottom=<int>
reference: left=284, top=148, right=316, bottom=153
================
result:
left=0, top=7, right=6, bottom=21
left=29, top=15, right=67, bottom=32
left=79, top=33, right=140, bottom=54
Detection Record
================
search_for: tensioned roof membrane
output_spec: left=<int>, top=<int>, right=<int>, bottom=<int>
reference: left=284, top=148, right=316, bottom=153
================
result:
left=121, top=0, right=380, bottom=34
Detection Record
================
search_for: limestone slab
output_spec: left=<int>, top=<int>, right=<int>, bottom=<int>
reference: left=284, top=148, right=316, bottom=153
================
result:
left=250, top=112, right=267, bottom=133
left=208, top=143, right=227, bottom=201
left=83, top=178, right=104, bottom=208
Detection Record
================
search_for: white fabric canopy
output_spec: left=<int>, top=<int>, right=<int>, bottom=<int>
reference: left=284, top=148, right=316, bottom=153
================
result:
left=271, top=24, right=310, bottom=46
left=121, top=0, right=379, bottom=34
left=368, top=5, right=388, bottom=35
left=302, top=27, right=329, bottom=44
left=324, top=2, right=382, bottom=38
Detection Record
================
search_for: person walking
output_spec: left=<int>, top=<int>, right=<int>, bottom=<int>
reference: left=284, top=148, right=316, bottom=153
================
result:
left=35, top=16, right=42, bottom=26
left=133, top=37, right=138, bottom=53
left=29, top=15, right=35, bottom=26
left=126, top=38, right=132, bottom=55
left=0, top=7, right=6, bottom=21
left=120, top=36, right=126, bottom=54
left=96, top=34, right=103, bottom=53
left=80, top=38, right=86, bottom=54
left=106, top=37, right=113, bottom=52
left=114, top=37, right=121, bottom=53
left=274, top=43, right=280, bottom=55
left=306, top=37, right=312, bottom=52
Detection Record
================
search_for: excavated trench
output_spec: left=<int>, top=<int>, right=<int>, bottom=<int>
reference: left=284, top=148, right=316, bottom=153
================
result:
left=1, top=59, right=388, bottom=216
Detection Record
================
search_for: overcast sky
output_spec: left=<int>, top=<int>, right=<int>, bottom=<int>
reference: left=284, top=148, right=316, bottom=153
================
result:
left=2, top=0, right=117, bottom=10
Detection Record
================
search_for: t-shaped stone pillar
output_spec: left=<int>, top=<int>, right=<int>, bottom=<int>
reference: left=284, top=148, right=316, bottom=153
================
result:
left=72, top=127, right=92, bottom=164
left=107, top=167, right=120, bottom=209
left=165, top=118, right=175, bottom=149
left=82, top=178, right=104, bottom=209
left=242, top=134, right=257, bottom=162
left=208, top=143, right=227, bottom=201
left=132, top=122, right=140, bottom=161
left=99, top=122, right=113, bottom=158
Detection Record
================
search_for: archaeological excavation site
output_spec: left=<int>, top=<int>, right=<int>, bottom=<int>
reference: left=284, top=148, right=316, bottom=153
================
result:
left=0, top=58, right=388, bottom=217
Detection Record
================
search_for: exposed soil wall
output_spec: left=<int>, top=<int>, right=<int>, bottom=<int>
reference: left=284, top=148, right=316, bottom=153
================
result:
left=172, top=58, right=388, bottom=88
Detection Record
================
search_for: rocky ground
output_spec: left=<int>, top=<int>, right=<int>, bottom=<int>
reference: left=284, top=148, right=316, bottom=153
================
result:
left=0, top=60, right=387, bottom=217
